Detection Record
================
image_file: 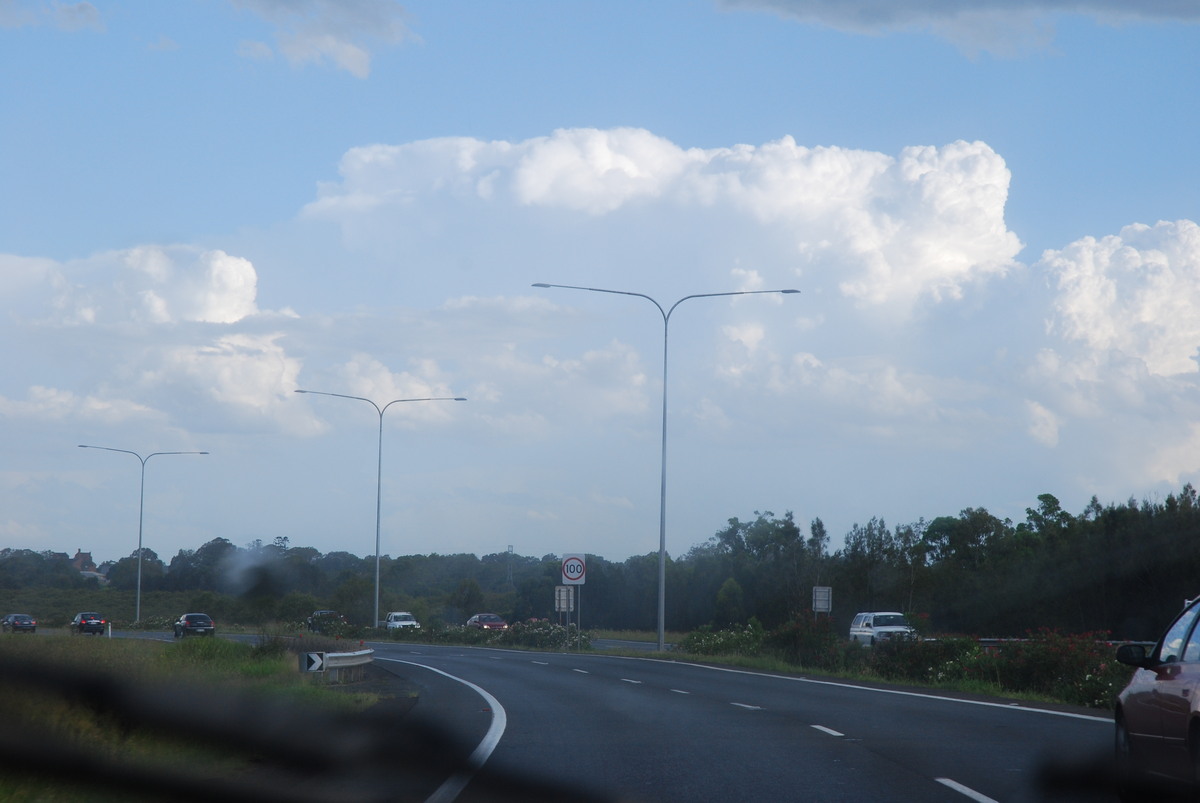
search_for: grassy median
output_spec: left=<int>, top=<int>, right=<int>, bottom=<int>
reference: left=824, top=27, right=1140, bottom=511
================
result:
left=0, top=633, right=379, bottom=802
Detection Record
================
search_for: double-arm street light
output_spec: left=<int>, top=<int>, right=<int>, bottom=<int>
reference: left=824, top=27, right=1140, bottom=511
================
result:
left=78, top=445, right=209, bottom=622
left=294, top=389, right=467, bottom=629
left=532, top=283, right=799, bottom=651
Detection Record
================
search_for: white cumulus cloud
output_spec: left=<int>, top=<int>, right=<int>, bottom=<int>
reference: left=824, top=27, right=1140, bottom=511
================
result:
left=1044, top=219, right=1200, bottom=376
left=307, top=129, right=1021, bottom=311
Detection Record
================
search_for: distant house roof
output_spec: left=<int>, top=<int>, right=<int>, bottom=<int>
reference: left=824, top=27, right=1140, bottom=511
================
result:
left=71, top=550, right=97, bottom=572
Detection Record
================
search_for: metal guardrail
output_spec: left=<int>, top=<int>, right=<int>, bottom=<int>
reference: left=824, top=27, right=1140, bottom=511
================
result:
left=302, top=647, right=373, bottom=683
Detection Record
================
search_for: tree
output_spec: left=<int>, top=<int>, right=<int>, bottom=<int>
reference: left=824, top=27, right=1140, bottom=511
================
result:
left=714, top=578, right=746, bottom=626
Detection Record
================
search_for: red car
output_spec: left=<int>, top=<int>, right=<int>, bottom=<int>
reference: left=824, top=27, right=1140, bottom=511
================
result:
left=1116, top=595, right=1200, bottom=796
left=466, top=613, right=508, bottom=630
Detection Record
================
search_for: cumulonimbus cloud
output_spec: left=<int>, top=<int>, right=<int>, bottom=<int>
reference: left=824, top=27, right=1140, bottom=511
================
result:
left=306, top=128, right=1022, bottom=309
left=1044, top=219, right=1200, bottom=376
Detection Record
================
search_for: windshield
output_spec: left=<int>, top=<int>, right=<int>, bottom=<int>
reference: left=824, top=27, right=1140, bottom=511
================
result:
left=874, top=615, right=909, bottom=627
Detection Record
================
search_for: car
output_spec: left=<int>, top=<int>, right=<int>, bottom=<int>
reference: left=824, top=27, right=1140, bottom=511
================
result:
left=1115, top=595, right=1200, bottom=796
left=1, top=613, right=36, bottom=634
left=848, top=611, right=915, bottom=646
left=385, top=611, right=420, bottom=630
left=466, top=613, right=508, bottom=630
left=307, top=610, right=348, bottom=634
left=173, top=613, right=215, bottom=638
left=69, top=612, right=107, bottom=635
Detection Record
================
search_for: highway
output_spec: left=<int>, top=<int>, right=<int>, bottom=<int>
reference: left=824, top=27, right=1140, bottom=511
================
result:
left=367, top=642, right=1118, bottom=802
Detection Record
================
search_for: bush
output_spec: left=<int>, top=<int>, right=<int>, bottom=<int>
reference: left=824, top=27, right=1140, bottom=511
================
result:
left=763, top=614, right=843, bottom=670
left=990, top=629, right=1129, bottom=708
left=680, top=620, right=764, bottom=657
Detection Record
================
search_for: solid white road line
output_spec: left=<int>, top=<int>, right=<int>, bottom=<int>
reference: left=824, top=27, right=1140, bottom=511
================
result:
left=936, top=777, right=999, bottom=803
left=378, top=658, right=508, bottom=803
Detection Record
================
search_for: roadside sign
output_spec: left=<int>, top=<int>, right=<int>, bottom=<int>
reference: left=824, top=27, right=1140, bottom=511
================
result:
left=555, top=585, right=575, bottom=612
left=305, top=652, right=326, bottom=672
left=562, top=554, right=586, bottom=585
left=813, top=586, right=832, bottom=614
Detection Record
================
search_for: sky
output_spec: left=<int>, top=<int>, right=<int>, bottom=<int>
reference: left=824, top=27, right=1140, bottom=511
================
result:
left=1, top=0, right=1198, bottom=570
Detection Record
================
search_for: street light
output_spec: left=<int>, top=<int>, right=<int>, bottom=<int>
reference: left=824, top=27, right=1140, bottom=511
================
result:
left=77, top=445, right=209, bottom=622
left=532, top=282, right=799, bottom=650
left=294, top=389, right=467, bottom=629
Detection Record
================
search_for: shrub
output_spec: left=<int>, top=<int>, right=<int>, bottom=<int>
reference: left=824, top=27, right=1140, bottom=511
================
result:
left=764, top=614, right=844, bottom=671
left=679, top=620, right=764, bottom=657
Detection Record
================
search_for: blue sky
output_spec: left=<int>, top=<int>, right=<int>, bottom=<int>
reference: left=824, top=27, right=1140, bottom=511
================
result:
left=1, top=0, right=1198, bottom=571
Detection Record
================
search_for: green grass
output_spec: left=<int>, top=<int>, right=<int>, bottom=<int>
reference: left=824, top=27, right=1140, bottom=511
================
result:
left=0, top=632, right=378, bottom=801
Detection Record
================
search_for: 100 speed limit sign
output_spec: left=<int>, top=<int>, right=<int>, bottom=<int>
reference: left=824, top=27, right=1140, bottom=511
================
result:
left=561, top=554, right=586, bottom=585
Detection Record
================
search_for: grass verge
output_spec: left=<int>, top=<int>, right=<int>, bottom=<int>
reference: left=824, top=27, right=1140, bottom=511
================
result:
left=0, top=633, right=380, bottom=801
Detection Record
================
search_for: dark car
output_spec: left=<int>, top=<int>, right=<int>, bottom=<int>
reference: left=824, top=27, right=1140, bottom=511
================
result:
left=306, top=610, right=348, bottom=634
left=173, top=613, right=215, bottom=638
left=1115, top=595, right=1200, bottom=796
left=69, top=612, right=106, bottom=635
left=466, top=613, right=508, bottom=630
left=1, top=614, right=36, bottom=633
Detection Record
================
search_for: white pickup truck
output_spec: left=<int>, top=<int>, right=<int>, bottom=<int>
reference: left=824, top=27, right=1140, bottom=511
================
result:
left=384, top=611, right=421, bottom=630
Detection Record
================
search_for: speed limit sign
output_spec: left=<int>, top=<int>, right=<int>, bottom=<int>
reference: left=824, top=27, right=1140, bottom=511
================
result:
left=561, top=554, right=586, bottom=585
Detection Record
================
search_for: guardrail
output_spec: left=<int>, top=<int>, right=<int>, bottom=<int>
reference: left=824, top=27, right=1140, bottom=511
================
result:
left=300, top=647, right=373, bottom=683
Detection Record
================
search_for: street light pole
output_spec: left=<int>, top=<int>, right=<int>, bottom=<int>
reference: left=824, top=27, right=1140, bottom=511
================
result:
left=532, top=283, right=799, bottom=651
left=78, top=445, right=209, bottom=622
left=294, top=389, right=467, bottom=629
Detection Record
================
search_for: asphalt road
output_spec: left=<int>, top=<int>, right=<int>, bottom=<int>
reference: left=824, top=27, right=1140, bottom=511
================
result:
left=367, top=642, right=1118, bottom=803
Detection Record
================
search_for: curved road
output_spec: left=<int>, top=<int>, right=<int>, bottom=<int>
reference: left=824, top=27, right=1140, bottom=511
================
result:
left=368, top=642, right=1116, bottom=802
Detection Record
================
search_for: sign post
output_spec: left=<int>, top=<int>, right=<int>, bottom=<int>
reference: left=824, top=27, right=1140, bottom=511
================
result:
left=562, top=554, right=586, bottom=647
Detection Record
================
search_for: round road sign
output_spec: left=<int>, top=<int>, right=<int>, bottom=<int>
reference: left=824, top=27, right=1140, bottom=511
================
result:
left=562, top=554, right=586, bottom=584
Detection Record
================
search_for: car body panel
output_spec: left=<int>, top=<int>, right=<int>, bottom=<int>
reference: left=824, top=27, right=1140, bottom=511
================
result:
left=1117, top=597, right=1200, bottom=783
left=385, top=611, right=420, bottom=630
left=173, top=613, right=215, bottom=638
left=70, top=612, right=106, bottom=635
left=466, top=613, right=508, bottom=630
left=1, top=614, right=36, bottom=633
left=848, top=611, right=914, bottom=645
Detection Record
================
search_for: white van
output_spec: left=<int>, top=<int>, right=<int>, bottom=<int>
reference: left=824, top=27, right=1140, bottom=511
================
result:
left=849, top=611, right=914, bottom=646
left=385, top=611, right=420, bottom=630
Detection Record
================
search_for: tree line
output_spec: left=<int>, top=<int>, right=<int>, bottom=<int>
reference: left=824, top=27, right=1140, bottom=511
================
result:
left=4, top=486, right=1200, bottom=639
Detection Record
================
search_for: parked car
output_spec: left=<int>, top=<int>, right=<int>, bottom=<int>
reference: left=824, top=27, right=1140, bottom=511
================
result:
left=307, top=610, right=348, bottom=634
left=849, top=611, right=915, bottom=646
left=466, top=613, right=508, bottom=630
left=1, top=614, right=36, bottom=634
left=69, top=612, right=106, bottom=635
left=1115, top=595, right=1200, bottom=796
left=385, top=611, right=420, bottom=630
left=173, top=613, right=215, bottom=638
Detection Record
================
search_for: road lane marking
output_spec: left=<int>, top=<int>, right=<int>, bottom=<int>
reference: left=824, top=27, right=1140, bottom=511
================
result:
left=531, top=661, right=548, bottom=665
left=621, top=678, right=642, bottom=684
left=936, top=778, right=998, bottom=803
left=731, top=703, right=762, bottom=710
left=379, top=658, right=506, bottom=803
left=670, top=689, right=690, bottom=694
left=668, top=661, right=1110, bottom=723
left=573, top=668, right=589, bottom=674
left=811, top=725, right=843, bottom=737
